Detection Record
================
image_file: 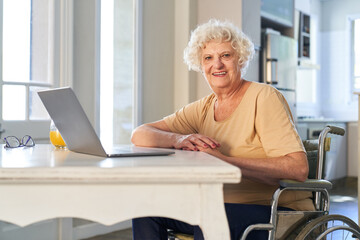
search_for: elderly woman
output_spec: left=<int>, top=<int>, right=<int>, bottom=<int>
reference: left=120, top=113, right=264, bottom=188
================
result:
left=131, top=19, right=312, bottom=240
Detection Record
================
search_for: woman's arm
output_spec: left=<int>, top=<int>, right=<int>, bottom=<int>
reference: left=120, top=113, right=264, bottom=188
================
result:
left=131, top=120, right=220, bottom=151
left=199, top=147, right=308, bottom=185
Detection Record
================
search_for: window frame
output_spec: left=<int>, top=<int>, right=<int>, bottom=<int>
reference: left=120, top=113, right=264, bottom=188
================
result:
left=99, top=0, right=141, bottom=145
left=134, top=0, right=142, bottom=127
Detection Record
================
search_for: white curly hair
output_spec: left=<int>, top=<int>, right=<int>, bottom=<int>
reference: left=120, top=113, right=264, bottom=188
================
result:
left=183, top=19, right=255, bottom=76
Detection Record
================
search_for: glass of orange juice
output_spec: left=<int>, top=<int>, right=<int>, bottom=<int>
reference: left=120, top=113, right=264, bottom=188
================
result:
left=50, top=120, right=66, bottom=148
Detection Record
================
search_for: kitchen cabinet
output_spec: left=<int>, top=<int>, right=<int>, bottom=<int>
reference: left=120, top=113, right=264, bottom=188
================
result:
left=298, top=12, right=311, bottom=59
left=260, top=0, right=294, bottom=28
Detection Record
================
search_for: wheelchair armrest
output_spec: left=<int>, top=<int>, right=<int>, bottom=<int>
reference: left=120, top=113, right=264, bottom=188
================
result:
left=279, top=179, right=332, bottom=190
left=240, top=223, right=274, bottom=240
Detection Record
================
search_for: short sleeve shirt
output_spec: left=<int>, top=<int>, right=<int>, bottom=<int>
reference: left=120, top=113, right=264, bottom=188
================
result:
left=164, top=82, right=314, bottom=211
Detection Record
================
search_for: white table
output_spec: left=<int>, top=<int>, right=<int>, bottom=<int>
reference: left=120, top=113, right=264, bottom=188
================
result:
left=0, top=144, right=241, bottom=240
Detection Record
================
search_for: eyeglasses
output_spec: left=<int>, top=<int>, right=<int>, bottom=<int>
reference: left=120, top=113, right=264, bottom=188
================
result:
left=3, top=135, right=35, bottom=148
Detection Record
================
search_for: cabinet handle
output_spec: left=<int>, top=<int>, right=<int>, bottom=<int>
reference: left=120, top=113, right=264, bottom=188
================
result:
left=266, top=58, right=278, bottom=85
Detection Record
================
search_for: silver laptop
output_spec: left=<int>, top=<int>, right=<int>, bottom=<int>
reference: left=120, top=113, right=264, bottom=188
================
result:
left=38, top=87, right=175, bottom=157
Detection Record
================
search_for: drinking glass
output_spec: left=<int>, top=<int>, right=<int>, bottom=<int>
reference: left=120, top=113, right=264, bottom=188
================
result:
left=49, top=120, right=66, bottom=148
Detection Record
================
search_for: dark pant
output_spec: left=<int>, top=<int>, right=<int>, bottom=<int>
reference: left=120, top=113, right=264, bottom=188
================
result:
left=132, top=203, right=293, bottom=240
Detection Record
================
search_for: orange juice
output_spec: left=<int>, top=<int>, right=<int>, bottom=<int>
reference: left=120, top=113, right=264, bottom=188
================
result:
left=50, top=130, right=66, bottom=148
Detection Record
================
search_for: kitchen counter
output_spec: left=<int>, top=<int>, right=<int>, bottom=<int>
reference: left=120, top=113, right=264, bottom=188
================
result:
left=297, top=118, right=357, bottom=123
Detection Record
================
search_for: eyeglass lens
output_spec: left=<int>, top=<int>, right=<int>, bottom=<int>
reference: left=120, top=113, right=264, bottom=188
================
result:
left=5, top=136, right=20, bottom=148
left=21, top=135, right=35, bottom=147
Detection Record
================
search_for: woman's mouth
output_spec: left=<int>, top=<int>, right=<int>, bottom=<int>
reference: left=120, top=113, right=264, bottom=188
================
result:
left=212, top=71, right=227, bottom=76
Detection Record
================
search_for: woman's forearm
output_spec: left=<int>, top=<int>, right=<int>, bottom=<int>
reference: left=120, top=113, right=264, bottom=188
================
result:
left=224, top=152, right=309, bottom=183
left=200, top=147, right=308, bottom=184
left=131, top=123, right=179, bottom=148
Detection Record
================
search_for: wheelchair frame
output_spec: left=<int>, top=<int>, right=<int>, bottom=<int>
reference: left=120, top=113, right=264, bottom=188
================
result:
left=240, top=125, right=360, bottom=240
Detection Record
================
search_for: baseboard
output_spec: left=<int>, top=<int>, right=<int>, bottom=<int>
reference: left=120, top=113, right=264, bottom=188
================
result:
left=74, top=220, right=132, bottom=240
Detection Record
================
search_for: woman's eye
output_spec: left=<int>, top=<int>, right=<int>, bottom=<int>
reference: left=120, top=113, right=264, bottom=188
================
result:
left=204, top=56, right=211, bottom=60
left=222, top=53, right=231, bottom=58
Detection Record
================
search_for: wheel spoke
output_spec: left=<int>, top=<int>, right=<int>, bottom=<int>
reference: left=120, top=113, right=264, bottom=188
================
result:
left=294, top=214, right=360, bottom=240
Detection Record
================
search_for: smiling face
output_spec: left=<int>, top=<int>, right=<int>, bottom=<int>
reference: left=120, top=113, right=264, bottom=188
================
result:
left=201, top=40, right=242, bottom=92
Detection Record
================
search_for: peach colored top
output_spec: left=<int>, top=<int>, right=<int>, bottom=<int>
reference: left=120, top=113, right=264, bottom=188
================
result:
left=164, top=82, right=314, bottom=210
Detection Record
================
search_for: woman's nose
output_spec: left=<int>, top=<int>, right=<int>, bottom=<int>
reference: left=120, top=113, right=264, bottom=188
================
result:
left=214, top=57, right=224, bottom=68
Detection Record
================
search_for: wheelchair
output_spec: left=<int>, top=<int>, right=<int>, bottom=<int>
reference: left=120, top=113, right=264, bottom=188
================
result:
left=169, top=125, right=360, bottom=240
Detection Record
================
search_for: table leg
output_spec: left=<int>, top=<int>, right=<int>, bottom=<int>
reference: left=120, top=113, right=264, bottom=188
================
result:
left=58, top=218, right=73, bottom=240
left=199, top=184, right=230, bottom=240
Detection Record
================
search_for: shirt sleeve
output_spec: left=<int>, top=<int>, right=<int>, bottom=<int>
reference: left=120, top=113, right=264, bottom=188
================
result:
left=255, top=87, right=305, bottom=157
left=163, top=97, right=207, bottom=135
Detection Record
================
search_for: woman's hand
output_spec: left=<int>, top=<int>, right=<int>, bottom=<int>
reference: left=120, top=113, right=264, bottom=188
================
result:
left=197, top=145, right=224, bottom=159
left=174, top=134, right=220, bottom=151
left=131, top=120, right=221, bottom=152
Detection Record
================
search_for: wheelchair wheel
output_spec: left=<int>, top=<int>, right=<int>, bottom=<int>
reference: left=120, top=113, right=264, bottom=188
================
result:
left=295, top=214, right=360, bottom=240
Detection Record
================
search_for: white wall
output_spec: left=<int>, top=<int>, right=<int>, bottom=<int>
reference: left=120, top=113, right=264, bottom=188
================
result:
left=73, top=0, right=100, bottom=131
left=318, top=0, right=360, bottom=121
left=173, top=1, right=198, bottom=111
left=140, top=0, right=175, bottom=123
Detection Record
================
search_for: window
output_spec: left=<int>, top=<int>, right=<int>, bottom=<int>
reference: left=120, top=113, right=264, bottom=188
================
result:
left=0, top=0, right=56, bottom=140
left=353, top=18, right=360, bottom=91
left=1, top=0, right=53, bottom=120
left=100, top=0, right=135, bottom=146
left=1, top=0, right=137, bottom=143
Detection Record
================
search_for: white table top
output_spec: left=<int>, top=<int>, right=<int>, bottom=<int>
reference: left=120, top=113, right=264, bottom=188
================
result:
left=0, top=144, right=240, bottom=239
left=0, top=144, right=241, bottom=184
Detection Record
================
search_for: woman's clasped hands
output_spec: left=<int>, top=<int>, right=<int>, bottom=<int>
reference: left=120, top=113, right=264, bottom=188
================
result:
left=174, top=133, right=221, bottom=152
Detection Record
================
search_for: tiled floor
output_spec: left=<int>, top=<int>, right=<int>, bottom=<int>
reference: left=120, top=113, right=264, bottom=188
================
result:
left=83, top=177, right=358, bottom=240
left=329, top=177, right=358, bottom=223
